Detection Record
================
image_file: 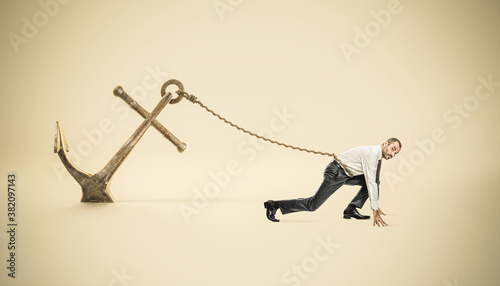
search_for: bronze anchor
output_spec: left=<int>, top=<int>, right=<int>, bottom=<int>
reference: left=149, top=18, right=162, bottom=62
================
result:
left=54, top=80, right=187, bottom=202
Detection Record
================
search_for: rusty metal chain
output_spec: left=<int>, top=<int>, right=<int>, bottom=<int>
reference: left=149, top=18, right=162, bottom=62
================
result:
left=176, top=90, right=353, bottom=177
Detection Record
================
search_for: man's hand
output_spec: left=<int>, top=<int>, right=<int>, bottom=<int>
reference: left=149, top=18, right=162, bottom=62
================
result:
left=373, top=208, right=387, bottom=227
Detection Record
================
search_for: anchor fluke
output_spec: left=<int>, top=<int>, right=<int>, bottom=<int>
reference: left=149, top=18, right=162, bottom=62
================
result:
left=54, top=121, right=115, bottom=203
left=54, top=121, right=69, bottom=153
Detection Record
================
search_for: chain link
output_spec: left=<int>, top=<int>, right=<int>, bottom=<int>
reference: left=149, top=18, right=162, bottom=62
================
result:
left=177, top=90, right=353, bottom=177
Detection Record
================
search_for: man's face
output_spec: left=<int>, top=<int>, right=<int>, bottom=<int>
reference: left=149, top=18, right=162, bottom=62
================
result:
left=381, top=141, right=401, bottom=160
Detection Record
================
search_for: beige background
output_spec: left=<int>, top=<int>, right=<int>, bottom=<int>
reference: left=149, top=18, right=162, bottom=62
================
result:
left=1, top=0, right=500, bottom=285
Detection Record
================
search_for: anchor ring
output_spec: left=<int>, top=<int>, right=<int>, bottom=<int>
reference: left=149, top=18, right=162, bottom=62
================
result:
left=161, top=79, right=184, bottom=104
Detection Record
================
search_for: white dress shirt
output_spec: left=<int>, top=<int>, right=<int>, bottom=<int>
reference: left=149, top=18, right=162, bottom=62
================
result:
left=336, top=145, right=382, bottom=210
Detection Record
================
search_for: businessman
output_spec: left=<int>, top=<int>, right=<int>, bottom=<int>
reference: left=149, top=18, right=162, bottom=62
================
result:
left=264, top=138, right=402, bottom=227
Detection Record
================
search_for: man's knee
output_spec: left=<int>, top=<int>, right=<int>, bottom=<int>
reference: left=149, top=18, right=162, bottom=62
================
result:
left=307, top=200, right=323, bottom=212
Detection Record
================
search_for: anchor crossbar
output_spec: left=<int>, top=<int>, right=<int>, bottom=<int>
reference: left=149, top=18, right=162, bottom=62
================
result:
left=113, top=86, right=188, bottom=153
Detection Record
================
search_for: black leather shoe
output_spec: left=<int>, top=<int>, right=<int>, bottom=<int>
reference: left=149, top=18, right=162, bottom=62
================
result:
left=343, top=208, right=370, bottom=220
left=264, top=200, right=280, bottom=222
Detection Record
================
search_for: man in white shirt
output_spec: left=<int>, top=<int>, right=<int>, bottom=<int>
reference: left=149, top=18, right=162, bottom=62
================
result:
left=264, top=138, right=401, bottom=227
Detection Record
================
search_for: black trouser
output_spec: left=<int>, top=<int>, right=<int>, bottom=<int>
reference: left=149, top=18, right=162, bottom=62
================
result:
left=276, top=160, right=371, bottom=215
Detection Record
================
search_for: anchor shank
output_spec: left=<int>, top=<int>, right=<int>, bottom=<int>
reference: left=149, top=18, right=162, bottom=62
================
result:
left=98, top=93, right=173, bottom=181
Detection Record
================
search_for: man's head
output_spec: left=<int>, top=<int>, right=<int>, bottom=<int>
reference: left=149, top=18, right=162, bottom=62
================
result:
left=381, top=138, right=401, bottom=160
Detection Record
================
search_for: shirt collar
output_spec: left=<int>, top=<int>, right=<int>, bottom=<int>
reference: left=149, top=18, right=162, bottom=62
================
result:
left=377, top=145, right=382, bottom=161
